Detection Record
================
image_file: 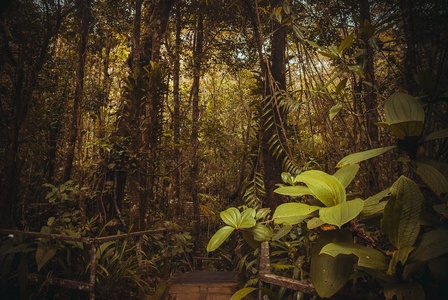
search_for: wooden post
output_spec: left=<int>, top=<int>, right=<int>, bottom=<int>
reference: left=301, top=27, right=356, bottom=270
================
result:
left=89, top=243, right=96, bottom=300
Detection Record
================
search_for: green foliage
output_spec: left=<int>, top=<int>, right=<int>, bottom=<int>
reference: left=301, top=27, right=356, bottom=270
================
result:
left=310, top=230, right=354, bottom=298
left=320, top=242, right=388, bottom=270
left=381, top=176, right=423, bottom=249
left=273, top=168, right=363, bottom=228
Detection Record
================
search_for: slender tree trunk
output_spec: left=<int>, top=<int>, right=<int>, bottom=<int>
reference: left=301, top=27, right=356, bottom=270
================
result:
left=172, top=0, right=182, bottom=219
left=191, top=11, right=204, bottom=269
left=62, top=0, right=91, bottom=183
left=360, top=0, right=379, bottom=148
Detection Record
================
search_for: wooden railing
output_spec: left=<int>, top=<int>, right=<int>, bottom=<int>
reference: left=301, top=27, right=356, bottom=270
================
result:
left=258, top=241, right=316, bottom=296
left=0, top=228, right=179, bottom=300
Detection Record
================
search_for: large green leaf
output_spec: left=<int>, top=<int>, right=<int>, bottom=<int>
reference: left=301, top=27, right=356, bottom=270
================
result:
left=320, top=242, right=388, bottom=270
left=376, top=121, right=424, bottom=139
left=336, top=146, right=396, bottom=167
left=240, top=208, right=256, bottom=228
left=381, top=176, right=423, bottom=249
left=384, top=93, right=425, bottom=124
left=410, top=227, right=448, bottom=262
left=361, top=189, right=389, bottom=216
left=376, top=93, right=425, bottom=139
left=274, top=185, right=312, bottom=197
left=295, top=170, right=346, bottom=206
left=412, top=161, right=448, bottom=200
left=207, top=226, right=235, bottom=252
left=319, top=199, right=364, bottom=228
left=220, top=207, right=256, bottom=229
left=220, top=207, right=241, bottom=228
left=333, top=164, right=359, bottom=188
left=311, top=230, right=354, bottom=298
left=387, top=247, right=415, bottom=275
left=273, top=203, right=320, bottom=225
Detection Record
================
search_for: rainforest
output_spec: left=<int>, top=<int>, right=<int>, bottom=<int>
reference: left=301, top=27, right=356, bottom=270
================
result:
left=0, top=0, right=447, bottom=299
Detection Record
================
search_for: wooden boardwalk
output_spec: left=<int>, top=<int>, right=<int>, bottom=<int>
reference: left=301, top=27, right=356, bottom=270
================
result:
left=166, top=271, right=240, bottom=300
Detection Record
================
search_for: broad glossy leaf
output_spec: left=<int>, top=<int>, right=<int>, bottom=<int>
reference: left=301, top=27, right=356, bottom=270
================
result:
left=207, top=226, right=234, bottom=252
left=319, top=199, right=364, bottom=228
left=220, top=207, right=241, bottom=228
left=274, top=185, right=312, bottom=197
left=361, top=189, right=389, bottom=216
left=273, top=203, right=320, bottom=225
left=336, top=146, right=396, bottom=167
left=333, top=164, right=359, bottom=188
left=410, top=227, right=448, bottom=262
left=249, top=224, right=272, bottom=242
left=311, top=230, right=354, bottom=298
left=378, top=93, right=425, bottom=138
left=382, top=176, right=423, bottom=249
left=240, top=208, right=256, bottom=228
left=377, top=121, right=424, bottom=139
left=329, top=103, right=343, bottom=120
left=387, top=247, right=415, bottom=275
left=320, top=242, right=388, bottom=270
left=230, top=287, right=257, bottom=300
left=295, top=170, right=346, bottom=206
left=413, top=161, right=448, bottom=200
left=384, top=93, right=425, bottom=124
left=424, top=128, right=448, bottom=141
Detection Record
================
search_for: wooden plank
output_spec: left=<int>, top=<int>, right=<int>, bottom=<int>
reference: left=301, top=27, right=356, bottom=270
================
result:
left=28, top=274, right=93, bottom=291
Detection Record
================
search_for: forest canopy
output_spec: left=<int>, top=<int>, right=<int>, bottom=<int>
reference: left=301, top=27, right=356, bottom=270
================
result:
left=0, top=0, right=447, bottom=299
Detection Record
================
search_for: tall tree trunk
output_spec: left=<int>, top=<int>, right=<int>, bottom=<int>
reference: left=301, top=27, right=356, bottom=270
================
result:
left=131, top=0, right=174, bottom=230
left=191, top=11, right=204, bottom=269
left=243, top=0, right=288, bottom=210
left=62, top=0, right=91, bottom=183
left=1, top=3, right=69, bottom=227
left=172, top=0, right=182, bottom=219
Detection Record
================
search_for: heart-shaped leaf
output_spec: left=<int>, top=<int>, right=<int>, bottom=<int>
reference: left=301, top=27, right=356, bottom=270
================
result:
left=319, top=199, right=364, bottom=228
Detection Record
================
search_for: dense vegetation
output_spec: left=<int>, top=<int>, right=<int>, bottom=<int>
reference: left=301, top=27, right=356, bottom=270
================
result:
left=0, top=0, right=447, bottom=299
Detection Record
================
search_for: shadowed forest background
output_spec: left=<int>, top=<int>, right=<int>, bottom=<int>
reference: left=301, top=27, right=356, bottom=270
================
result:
left=1, top=0, right=447, bottom=299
